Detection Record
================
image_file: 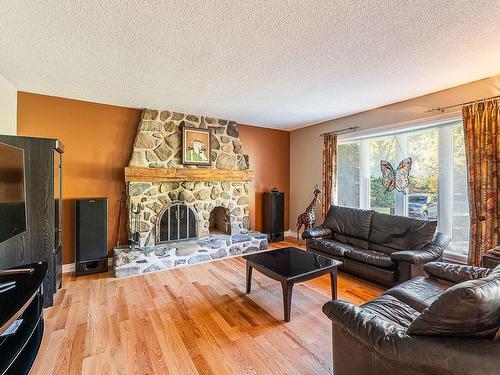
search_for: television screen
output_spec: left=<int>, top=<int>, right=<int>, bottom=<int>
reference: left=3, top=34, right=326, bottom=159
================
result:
left=0, top=142, right=27, bottom=243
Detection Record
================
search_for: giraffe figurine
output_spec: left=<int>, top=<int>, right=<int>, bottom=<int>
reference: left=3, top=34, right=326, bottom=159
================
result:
left=296, top=185, right=322, bottom=244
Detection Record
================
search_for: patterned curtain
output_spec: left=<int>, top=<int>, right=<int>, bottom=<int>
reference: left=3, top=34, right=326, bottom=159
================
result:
left=322, top=133, right=338, bottom=218
left=462, top=99, right=500, bottom=266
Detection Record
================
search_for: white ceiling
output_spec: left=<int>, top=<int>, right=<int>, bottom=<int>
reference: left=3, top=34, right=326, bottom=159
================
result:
left=1, top=1, right=500, bottom=130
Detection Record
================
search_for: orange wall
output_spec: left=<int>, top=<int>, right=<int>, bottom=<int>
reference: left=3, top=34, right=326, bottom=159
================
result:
left=239, top=124, right=290, bottom=231
left=17, top=92, right=141, bottom=264
left=17, top=92, right=290, bottom=264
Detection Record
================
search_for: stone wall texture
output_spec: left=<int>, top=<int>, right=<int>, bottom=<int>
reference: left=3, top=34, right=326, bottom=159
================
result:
left=128, top=109, right=252, bottom=246
left=129, top=180, right=250, bottom=246
left=129, top=109, right=249, bottom=170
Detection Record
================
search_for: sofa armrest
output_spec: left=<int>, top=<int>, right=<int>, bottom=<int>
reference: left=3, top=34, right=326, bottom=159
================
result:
left=390, top=232, right=450, bottom=265
left=322, top=300, right=405, bottom=348
left=423, top=261, right=492, bottom=283
left=301, top=226, right=333, bottom=240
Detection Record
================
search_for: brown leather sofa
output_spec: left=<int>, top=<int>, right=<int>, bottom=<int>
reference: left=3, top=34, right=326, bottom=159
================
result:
left=302, top=205, right=450, bottom=286
left=322, top=262, right=500, bottom=375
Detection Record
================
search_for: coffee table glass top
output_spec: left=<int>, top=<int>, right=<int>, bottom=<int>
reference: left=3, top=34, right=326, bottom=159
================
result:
left=243, top=247, right=342, bottom=278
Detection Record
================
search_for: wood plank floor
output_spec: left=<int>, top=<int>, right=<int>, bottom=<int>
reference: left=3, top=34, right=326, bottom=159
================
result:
left=32, top=241, right=384, bottom=375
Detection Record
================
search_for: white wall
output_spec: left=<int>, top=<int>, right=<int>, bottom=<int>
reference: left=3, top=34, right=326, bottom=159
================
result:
left=0, top=73, right=17, bottom=135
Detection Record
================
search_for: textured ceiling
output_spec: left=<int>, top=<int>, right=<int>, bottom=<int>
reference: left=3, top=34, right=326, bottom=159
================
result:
left=1, top=1, right=500, bottom=129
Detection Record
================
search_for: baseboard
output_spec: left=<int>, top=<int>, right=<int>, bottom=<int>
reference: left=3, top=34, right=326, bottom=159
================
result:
left=284, top=230, right=297, bottom=238
left=62, top=257, right=113, bottom=274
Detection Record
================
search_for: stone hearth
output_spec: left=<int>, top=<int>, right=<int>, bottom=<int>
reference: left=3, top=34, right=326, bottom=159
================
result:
left=113, top=232, right=268, bottom=278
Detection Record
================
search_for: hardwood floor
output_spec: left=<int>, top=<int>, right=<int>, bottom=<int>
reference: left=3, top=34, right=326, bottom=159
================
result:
left=32, top=240, right=384, bottom=375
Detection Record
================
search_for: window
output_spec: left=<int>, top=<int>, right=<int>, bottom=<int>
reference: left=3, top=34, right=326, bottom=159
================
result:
left=451, top=126, right=470, bottom=258
left=370, top=137, right=396, bottom=214
left=336, top=120, right=469, bottom=262
left=337, top=143, right=360, bottom=207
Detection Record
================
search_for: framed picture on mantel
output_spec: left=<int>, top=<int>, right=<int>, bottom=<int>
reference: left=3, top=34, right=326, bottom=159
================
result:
left=182, top=127, right=212, bottom=166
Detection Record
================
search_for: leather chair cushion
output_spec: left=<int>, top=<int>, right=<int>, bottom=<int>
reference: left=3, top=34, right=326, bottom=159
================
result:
left=324, top=205, right=374, bottom=242
left=361, top=294, right=420, bottom=328
left=333, top=232, right=369, bottom=250
left=369, top=212, right=437, bottom=251
left=345, top=248, right=395, bottom=268
left=408, top=272, right=500, bottom=338
left=308, top=239, right=354, bottom=257
left=384, top=276, right=451, bottom=312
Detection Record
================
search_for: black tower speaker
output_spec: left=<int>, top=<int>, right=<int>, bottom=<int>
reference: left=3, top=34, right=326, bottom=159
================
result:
left=75, top=198, right=108, bottom=276
left=263, top=191, right=285, bottom=242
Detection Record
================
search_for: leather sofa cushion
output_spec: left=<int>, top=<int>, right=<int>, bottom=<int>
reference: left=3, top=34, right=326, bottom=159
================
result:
left=369, top=212, right=437, bottom=251
left=384, top=276, right=451, bottom=312
left=345, top=249, right=394, bottom=268
left=408, top=271, right=500, bottom=338
left=362, top=294, right=419, bottom=328
left=369, top=242, right=398, bottom=254
left=333, top=232, right=369, bottom=249
left=342, top=259, right=397, bottom=286
left=308, top=239, right=354, bottom=257
left=324, top=205, right=374, bottom=242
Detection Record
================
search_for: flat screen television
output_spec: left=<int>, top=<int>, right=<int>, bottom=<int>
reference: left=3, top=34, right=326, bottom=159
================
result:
left=0, top=142, right=27, bottom=243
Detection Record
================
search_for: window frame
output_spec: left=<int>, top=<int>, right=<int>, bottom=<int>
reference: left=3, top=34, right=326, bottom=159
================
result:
left=336, top=116, right=469, bottom=263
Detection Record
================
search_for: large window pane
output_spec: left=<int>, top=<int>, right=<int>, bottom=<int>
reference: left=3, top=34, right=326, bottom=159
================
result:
left=337, top=143, right=360, bottom=207
left=370, top=138, right=395, bottom=214
left=452, top=125, right=470, bottom=256
left=407, top=129, right=439, bottom=219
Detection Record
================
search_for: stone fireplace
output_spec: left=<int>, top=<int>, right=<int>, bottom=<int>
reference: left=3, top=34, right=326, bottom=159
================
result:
left=114, top=109, right=268, bottom=278
left=126, top=109, right=253, bottom=246
left=128, top=179, right=251, bottom=246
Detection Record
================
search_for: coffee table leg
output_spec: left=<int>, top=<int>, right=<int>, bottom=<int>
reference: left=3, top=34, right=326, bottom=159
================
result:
left=246, top=263, right=253, bottom=293
left=281, top=280, right=294, bottom=322
left=330, top=268, right=338, bottom=300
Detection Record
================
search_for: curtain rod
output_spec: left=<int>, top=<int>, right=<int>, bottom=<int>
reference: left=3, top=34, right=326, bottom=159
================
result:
left=319, top=126, right=359, bottom=137
left=425, top=95, right=500, bottom=113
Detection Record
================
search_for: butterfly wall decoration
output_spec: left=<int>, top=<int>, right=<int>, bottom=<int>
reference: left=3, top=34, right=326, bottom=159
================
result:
left=380, top=157, right=412, bottom=193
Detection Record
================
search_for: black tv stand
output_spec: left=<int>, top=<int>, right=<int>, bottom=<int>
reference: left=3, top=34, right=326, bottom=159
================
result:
left=0, top=262, right=46, bottom=375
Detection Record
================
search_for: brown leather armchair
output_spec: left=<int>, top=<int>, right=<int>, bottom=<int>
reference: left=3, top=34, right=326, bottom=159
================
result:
left=323, top=262, right=500, bottom=375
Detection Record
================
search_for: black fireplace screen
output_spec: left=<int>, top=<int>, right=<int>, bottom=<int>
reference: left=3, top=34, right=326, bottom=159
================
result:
left=157, top=203, right=197, bottom=243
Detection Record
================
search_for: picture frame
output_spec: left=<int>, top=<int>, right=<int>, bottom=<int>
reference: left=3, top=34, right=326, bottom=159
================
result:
left=182, top=126, right=212, bottom=166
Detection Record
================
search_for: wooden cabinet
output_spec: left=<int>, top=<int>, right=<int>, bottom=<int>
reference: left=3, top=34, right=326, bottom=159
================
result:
left=0, top=135, right=64, bottom=307
left=0, top=262, right=47, bottom=374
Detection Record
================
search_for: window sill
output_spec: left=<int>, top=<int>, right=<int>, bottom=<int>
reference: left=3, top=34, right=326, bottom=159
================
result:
left=443, top=251, right=468, bottom=265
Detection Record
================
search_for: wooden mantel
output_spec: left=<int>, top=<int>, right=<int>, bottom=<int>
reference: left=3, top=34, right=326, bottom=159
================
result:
left=125, top=167, right=254, bottom=182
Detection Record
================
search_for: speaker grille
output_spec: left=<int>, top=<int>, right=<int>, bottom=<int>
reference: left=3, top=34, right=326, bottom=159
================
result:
left=263, top=192, right=284, bottom=242
left=76, top=198, right=108, bottom=262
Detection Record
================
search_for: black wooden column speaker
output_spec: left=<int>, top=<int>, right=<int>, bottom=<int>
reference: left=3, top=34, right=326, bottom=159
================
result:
left=263, top=190, right=285, bottom=242
left=75, top=198, right=108, bottom=276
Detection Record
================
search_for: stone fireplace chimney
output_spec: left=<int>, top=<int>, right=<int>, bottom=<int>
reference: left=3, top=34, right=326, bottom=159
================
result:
left=125, top=109, right=254, bottom=247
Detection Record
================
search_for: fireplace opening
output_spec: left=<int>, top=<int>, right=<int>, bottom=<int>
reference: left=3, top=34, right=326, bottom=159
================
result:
left=209, top=206, right=230, bottom=235
left=156, top=203, right=197, bottom=243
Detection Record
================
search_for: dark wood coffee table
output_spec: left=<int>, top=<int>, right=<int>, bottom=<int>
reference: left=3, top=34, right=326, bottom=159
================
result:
left=243, top=247, right=342, bottom=322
